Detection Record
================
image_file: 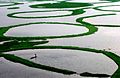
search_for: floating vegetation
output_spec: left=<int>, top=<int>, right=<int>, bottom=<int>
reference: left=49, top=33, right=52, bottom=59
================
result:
left=80, top=72, right=110, bottom=77
left=7, top=9, right=85, bottom=19
left=29, top=1, right=93, bottom=8
left=0, top=22, right=97, bottom=39
left=7, top=7, right=19, bottom=9
left=1, top=45, right=120, bottom=77
left=0, top=0, right=120, bottom=78
left=0, top=54, right=77, bottom=75
left=0, top=2, right=22, bottom=7
left=94, top=5, right=120, bottom=12
left=100, top=0, right=120, bottom=2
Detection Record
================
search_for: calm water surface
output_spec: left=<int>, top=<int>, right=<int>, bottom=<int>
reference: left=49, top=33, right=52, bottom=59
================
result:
left=0, top=0, right=120, bottom=78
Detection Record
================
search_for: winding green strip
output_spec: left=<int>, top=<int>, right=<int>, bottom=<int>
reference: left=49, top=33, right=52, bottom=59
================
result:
left=1, top=1, right=120, bottom=78
left=0, top=2, right=23, bottom=7
left=0, top=54, right=76, bottom=75
left=7, top=7, right=20, bottom=9
left=0, top=40, right=49, bottom=51
left=29, top=1, right=92, bottom=8
left=76, top=12, right=120, bottom=27
left=80, top=72, right=110, bottom=77
left=75, top=14, right=116, bottom=36
left=92, top=1, right=112, bottom=4
left=94, top=5, right=120, bottom=12
left=75, top=13, right=120, bottom=78
left=0, top=22, right=97, bottom=40
left=100, top=0, right=120, bottom=2
left=76, top=13, right=116, bottom=28
left=7, top=9, right=85, bottom=19
left=25, top=0, right=54, bottom=1
left=1, top=45, right=120, bottom=78
left=103, top=52, right=120, bottom=78
left=96, top=24, right=120, bottom=27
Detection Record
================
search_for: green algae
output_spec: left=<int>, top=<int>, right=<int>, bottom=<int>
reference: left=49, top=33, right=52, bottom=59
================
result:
left=0, top=22, right=97, bottom=39
left=1, top=12, right=120, bottom=78
left=100, top=0, right=120, bottom=2
left=7, top=7, right=19, bottom=9
left=80, top=72, right=110, bottom=77
left=0, top=2, right=23, bottom=7
left=0, top=40, right=49, bottom=52
left=96, top=24, right=120, bottom=27
left=1, top=9, right=120, bottom=78
left=7, top=9, right=85, bottom=19
left=76, top=13, right=117, bottom=28
left=29, top=1, right=92, bottom=8
left=94, top=5, right=120, bottom=12
left=0, top=1, right=120, bottom=78
left=1, top=45, right=120, bottom=77
left=0, top=54, right=76, bottom=75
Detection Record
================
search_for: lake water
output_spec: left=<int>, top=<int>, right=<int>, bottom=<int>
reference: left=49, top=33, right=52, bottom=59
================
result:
left=0, top=0, right=120, bottom=78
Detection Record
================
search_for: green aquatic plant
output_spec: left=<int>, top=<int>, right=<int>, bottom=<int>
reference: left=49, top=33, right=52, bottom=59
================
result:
left=0, top=40, right=49, bottom=52
left=0, top=2, right=23, bottom=7
left=7, top=9, right=85, bottom=19
left=29, top=1, right=92, bottom=8
left=100, top=0, right=120, bottom=2
left=76, top=13, right=117, bottom=27
left=75, top=13, right=120, bottom=78
left=0, top=54, right=76, bottom=75
left=1, top=45, right=120, bottom=78
left=7, top=7, right=19, bottom=9
left=1, top=0, right=120, bottom=78
left=80, top=72, right=110, bottom=77
left=77, top=12, right=120, bottom=27
left=96, top=24, right=120, bottom=27
left=2, top=12, right=120, bottom=78
left=26, top=0, right=54, bottom=1
left=94, top=5, right=120, bottom=12
left=0, top=22, right=97, bottom=40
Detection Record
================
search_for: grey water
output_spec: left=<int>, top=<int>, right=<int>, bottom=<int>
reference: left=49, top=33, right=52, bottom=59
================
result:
left=0, top=0, right=120, bottom=78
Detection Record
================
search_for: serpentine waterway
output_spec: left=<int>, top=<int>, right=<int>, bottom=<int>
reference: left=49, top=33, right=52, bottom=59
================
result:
left=0, top=0, right=120, bottom=78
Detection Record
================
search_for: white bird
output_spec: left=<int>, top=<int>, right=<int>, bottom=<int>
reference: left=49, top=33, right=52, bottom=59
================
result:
left=30, top=54, right=37, bottom=59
